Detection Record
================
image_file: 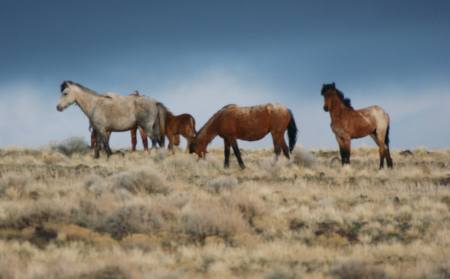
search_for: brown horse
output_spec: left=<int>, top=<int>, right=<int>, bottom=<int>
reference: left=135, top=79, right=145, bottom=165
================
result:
left=321, top=83, right=393, bottom=168
left=189, top=103, right=298, bottom=169
left=157, top=104, right=197, bottom=153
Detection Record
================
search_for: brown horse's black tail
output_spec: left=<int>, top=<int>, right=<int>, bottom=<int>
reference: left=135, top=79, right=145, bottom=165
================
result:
left=287, top=109, right=298, bottom=153
left=385, top=124, right=390, bottom=146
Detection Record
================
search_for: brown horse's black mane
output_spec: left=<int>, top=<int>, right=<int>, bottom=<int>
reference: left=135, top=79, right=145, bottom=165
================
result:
left=321, top=83, right=353, bottom=109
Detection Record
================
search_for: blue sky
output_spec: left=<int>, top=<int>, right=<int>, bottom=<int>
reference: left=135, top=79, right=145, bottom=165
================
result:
left=0, top=0, right=449, bottom=149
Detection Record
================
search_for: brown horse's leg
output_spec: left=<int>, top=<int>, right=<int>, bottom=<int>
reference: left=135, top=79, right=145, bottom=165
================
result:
left=372, top=133, right=390, bottom=169
left=279, top=136, right=290, bottom=159
left=223, top=138, right=231, bottom=168
left=337, top=136, right=351, bottom=165
left=168, top=133, right=175, bottom=154
left=130, top=128, right=137, bottom=151
left=140, top=128, right=149, bottom=151
left=271, top=132, right=281, bottom=160
left=231, top=140, right=245, bottom=169
left=386, top=148, right=393, bottom=168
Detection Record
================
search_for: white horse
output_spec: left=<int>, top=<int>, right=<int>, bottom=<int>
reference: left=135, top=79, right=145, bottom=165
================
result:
left=56, top=81, right=167, bottom=158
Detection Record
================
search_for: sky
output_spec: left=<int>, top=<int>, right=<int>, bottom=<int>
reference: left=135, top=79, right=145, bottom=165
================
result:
left=0, top=0, right=449, bottom=150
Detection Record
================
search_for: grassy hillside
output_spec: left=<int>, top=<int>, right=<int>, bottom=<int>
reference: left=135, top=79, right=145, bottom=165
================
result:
left=0, top=143, right=449, bottom=279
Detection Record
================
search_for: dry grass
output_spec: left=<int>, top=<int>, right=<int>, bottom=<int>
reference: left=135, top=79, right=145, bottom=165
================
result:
left=0, top=145, right=449, bottom=278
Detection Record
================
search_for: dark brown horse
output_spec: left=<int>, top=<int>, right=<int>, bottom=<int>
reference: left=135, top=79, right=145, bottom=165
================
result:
left=189, top=103, right=298, bottom=169
left=157, top=104, right=196, bottom=153
left=321, top=83, right=393, bottom=168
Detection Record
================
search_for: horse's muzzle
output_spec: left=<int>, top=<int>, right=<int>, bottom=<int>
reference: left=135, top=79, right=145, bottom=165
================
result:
left=56, top=105, right=63, bottom=112
left=323, top=106, right=329, bottom=112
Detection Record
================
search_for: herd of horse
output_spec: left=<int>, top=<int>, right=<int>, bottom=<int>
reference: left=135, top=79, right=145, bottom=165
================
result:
left=56, top=81, right=393, bottom=169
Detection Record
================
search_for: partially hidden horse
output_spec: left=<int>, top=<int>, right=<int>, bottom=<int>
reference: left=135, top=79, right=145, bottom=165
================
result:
left=321, top=82, right=393, bottom=168
left=57, top=81, right=167, bottom=158
left=157, top=103, right=197, bottom=153
left=189, top=103, right=298, bottom=169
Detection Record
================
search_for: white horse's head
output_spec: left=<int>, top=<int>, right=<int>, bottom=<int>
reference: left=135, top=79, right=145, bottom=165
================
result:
left=57, top=81, right=79, bottom=111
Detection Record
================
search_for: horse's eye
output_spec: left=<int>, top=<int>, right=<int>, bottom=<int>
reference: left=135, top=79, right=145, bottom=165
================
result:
left=63, top=92, right=68, bottom=96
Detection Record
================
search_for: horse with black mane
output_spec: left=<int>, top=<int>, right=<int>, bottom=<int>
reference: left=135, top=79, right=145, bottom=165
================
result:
left=189, top=103, right=298, bottom=169
left=321, top=82, right=393, bottom=168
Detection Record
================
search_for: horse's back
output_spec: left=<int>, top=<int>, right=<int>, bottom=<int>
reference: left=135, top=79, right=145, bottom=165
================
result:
left=358, top=105, right=389, bottom=124
left=218, top=103, right=291, bottom=139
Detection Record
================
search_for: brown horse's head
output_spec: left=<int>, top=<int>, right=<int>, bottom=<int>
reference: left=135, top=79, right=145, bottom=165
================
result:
left=189, top=140, right=207, bottom=158
left=57, top=81, right=78, bottom=111
left=321, top=82, right=353, bottom=112
left=321, top=82, right=336, bottom=112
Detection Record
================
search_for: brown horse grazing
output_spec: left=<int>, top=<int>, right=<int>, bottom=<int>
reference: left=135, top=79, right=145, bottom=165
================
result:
left=156, top=103, right=197, bottom=153
left=321, top=83, right=393, bottom=169
left=189, top=103, right=298, bottom=169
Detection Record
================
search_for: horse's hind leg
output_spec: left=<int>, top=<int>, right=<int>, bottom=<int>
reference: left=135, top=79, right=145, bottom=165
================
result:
left=231, top=140, right=245, bottom=169
left=386, top=148, right=393, bottom=168
left=272, top=137, right=281, bottom=160
left=273, top=132, right=290, bottom=160
left=371, top=133, right=386, bottom=169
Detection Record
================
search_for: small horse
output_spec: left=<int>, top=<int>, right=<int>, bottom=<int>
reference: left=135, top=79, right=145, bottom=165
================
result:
left=321, top=82, right=393, bottom=168
left=57, top=81, right=167, bottom=158
left=189, top=103, right=298, bottom=169
left=162, top=107, right=197, bottom=153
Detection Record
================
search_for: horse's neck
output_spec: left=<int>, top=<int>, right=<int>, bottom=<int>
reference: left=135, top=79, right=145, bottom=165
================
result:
left=74, top=91, right=99, bottom=119
left=330, top=100, right=351, bottom=123
left=197, top=120, right=218, bottom=147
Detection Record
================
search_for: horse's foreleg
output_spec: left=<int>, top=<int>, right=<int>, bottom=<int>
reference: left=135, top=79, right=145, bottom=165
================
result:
left=103, top=131, right=113, bottom=157
left=90, top=130, right=97, bottom=150
left=224, top=138, right=231, bottom=168
left=94, top=131, right=102, bottom=159
left=337, top=136, right=351, bottom=165
left=231, top=140, right=245, bottom=169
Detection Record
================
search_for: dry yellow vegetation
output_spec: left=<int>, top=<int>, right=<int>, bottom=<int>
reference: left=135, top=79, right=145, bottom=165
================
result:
left=0, top=142, right=450, bottom=279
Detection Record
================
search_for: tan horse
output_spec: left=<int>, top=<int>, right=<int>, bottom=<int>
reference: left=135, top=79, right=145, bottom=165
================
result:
left=190, top=103, right=298, bottom=169
left=90, top=89, right=149, bottom=151
left=57, top=81, right=167, bottom=158
left=321, top=83, right=393, bottom=168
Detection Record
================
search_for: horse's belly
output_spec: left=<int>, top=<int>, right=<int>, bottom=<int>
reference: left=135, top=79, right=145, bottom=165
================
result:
left=236, top=130, right=268, bottom=141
